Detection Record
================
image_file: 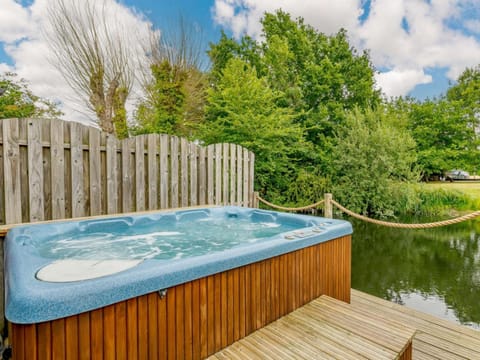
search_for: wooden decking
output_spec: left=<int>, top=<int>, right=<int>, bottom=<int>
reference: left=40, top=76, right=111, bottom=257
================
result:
left=209, top=289, right=480, bottom=359
left=351, top=289, right=480, bottom=359
left=210, top=294, right=415, bottom=359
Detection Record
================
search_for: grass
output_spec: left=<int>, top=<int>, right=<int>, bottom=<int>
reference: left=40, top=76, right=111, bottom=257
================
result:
left=423, top=181, right=480, bottom=200
left=413, top=181, right=480, bottom=215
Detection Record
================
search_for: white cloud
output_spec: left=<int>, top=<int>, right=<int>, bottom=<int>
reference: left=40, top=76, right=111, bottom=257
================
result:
left=213, top=0, right=362, bottom=38
left=0, top=0, right=154, bottom=125
left=0, top=0, right=35, bottom=42
left=375, top=69, right=432, bottom=98
left=212, top=0, right=480, bottom=98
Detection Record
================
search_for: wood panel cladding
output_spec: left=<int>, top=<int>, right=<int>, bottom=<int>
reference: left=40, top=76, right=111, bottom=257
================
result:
left=10, top=235, right=351, bottom=359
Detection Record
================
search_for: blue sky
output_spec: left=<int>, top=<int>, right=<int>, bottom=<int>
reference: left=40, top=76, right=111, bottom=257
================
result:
left=1, top=0, right=479, bottom=121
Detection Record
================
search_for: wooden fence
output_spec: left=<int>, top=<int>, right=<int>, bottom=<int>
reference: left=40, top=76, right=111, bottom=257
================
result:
left=0, top=118, right=255, bottom=226
left=0, top=117, right=255, bottom=333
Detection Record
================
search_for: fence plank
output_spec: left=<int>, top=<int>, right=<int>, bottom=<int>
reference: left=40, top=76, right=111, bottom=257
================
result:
left=198, top=147, right=206, bottom=206
left=27, top=120, right=44, bottom=222
left=147, top=134, right=158, bottom=210
left=40, top=121, right=51, bottom=221
left=243, top=148, right=249, bottom=207
left=223, top=143, right=229, bottom=205
left=135, top=136, right=146, bottom=211
left=230, top=143, right=236, bottom=207
left=2, top=119, right=22, bottom=224
left=50, top=121, right=65, bottom=220
left=106, top=135, right=118, bottom=214
left=89, top=128, right=101, bottom=216
left=180, top=138, right=188, bottom=207
left=249, top=153, right=255, bottom=207
left=236, top=145, right=243, bottom=206
left=190, top=144, right=198, bottom=206
left=215, top=144, right=221, bottom=205
left=70, top=123, right=84, bottom=218
left=207, top=146, right=214, bottom=206
left=159, top=135, right=169, bottom=209
left=170, top=137, right=179, bottom=208
left=122, top=138, right=134, bottom=213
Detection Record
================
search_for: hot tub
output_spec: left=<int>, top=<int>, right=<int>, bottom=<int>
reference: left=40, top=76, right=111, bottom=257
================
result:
left=6, top=206, right=352, bottom=359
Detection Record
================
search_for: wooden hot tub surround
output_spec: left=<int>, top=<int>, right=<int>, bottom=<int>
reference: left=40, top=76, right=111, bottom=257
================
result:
left=10, top=235, right=351, bottom=360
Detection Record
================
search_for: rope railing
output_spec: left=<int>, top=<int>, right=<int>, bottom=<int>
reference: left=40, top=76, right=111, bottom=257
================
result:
left=256, top=195, right=325, bottom=212
left=331, top=199, right=480, bottom=229
left=255, top=193, right=480, bottom=229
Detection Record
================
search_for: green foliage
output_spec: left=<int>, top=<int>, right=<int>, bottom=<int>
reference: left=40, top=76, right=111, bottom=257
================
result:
left=205, top=10, right=382, bottom=206
left=133, top=60, right=207, bottom=138
left=394, top=97, right=479, bottom=177
left=134, top=61, right=187, bottom=135
left=112, top=86, right=128, bottom=139
left=0, top=72, right=62, bottom=119
left=412, top=186, right=473, bottom=216
left=200, top=58, right=304, bottom=200
left=208, top=10, right=380, bottom=140
left=446, top=65, right=480, bottom=130
left=132, top=9, right=480, bottom=217
left=330, top=108, right=419, bottom=217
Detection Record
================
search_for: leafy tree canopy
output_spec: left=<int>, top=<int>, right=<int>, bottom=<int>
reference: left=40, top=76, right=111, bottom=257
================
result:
left=209, top=10, right=381, bottom=129
left=0, top=72, right=62, bottom=120
left=446, top=65, right=480, bottom=128
left=200, top=57, right=305, bottom=200
left=330, top=107, right=419, bottom=217
left=402, top=98, right=479, bottom=177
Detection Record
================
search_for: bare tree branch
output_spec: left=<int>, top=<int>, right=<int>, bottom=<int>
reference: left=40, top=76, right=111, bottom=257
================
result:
left=44, top=0, right=151, bottom=136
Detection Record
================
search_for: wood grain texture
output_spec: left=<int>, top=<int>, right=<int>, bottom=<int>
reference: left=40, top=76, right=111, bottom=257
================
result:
left=27, top=120, right=44, bottom=222
left=210, top=294, right=416, bottom=360
left=170, top=136, right=179, bottom=209
left=121, top=138, right=134, bottom=213
left=147, top=134, right=158, bottom=210
left=50, top=121, right=65, bottom=219
left=159, top=134, right=169, bottom=209
left=88, top=128, right=101, bottom=216
left=11, top=236, right=351, bottom=359
left=1, top=119, right=254, bottom=227
left=70, top=122, right=84, bottom=218
left=2, top=119, right=22, bottom=223
left=106, top=135, right=118, bottom=215
left=135, top=135, right=146, bottom=211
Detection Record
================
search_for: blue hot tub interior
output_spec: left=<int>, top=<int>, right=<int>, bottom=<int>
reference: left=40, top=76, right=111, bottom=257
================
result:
left=5, top=206, right=352, bottom=324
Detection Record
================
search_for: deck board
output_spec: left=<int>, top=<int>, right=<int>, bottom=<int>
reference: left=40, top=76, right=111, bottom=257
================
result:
left=209, top=293, right=415, bottom=359
left=210, top=289, right=480, bottom=359
left=351, top=289, right=480, bottom=359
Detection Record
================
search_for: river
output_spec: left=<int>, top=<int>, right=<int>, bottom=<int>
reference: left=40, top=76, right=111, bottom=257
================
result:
left=349, top=217, right=480, bottom=329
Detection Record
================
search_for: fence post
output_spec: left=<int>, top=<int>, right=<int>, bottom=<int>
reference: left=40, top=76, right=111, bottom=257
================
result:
left=324, top=193, right=333, bottom=218
left=253, top=192, right=259, bottom=208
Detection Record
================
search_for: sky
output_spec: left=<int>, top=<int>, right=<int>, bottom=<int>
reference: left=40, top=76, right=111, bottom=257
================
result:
left=0, top=0, right=480, bottom=123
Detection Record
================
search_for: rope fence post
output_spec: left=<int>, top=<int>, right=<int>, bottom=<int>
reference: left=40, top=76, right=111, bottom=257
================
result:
left=324, top=193, right=333, bottom=218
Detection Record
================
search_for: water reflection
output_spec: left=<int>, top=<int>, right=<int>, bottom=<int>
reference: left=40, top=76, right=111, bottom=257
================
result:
left=350, top=217, right=480, bottom=329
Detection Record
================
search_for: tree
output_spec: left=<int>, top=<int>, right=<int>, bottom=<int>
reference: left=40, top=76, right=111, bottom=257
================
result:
left=134, top=16, right=207, bottom=137
left=0, top=72, right=62, bottom=119
left=200, top=58, right=304, bottom=200
left=45, top=0, right=151, bottom=137
left=446, top=65, right=480, bottom=132
left=208, top=10, right=381, bottom=173
left=330, top=107, right=419, bottom=217
left=134, top=60, right=188, bottom=135
left=402, top=98, right=478, bottom=177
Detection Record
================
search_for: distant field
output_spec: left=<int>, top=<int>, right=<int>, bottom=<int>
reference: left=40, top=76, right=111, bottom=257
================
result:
left=424, top=181, right=480, bottom=199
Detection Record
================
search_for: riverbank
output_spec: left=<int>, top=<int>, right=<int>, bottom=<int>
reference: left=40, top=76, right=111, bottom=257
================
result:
left=413, top=181, right=480, bottom=216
